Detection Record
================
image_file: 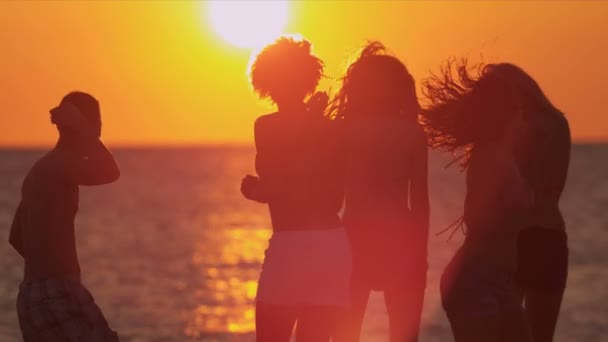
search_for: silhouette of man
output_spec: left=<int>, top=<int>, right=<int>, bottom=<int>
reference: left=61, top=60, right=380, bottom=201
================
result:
left=9, top=91, right=120, bottom=341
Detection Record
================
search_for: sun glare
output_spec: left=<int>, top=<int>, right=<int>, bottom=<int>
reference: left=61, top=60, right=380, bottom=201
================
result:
left=208, top=0, right=289, bottom=49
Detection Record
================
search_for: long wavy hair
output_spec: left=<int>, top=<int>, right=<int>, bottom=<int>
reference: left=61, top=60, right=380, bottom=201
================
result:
left=329, top=41, right=419, bottom=121
left=249, top=35, right=324, bottom=105
left=420, top=59, right=564, bottom=168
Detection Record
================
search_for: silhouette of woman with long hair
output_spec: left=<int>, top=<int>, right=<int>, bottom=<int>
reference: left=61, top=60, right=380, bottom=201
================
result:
left=421, top=60, right=566, bottom=342
left=331, top=42, right=429, bottom=342
left=241, top=35, right=352, bottom=342
left=483, top=63, right=570, bottom=342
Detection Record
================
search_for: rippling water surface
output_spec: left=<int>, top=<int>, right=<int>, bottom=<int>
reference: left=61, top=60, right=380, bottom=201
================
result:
left=0, top=146, right=606, bottom=341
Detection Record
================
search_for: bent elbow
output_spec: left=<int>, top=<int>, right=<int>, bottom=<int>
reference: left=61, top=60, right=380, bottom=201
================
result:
left=108, top=165, right=121, bottom=183
left=9, top=238, right=23, bottom=257
left=97, top=164, right=120, bottom=185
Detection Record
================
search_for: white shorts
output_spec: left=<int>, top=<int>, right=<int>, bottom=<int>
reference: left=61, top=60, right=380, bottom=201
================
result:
left=256, top=227, right=352, bottom=307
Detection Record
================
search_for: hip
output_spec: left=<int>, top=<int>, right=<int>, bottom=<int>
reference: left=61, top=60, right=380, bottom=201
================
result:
left=441, top=247, right=521, bottom=316
left=257, top=227, right=352, bottom=306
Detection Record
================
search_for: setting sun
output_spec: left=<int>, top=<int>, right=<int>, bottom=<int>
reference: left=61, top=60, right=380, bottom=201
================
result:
left=1, top=1, right=608, bottom=342
left=208, top=0, right=289, bottom=49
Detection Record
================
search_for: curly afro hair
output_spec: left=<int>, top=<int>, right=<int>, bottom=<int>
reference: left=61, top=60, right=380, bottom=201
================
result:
left=249, top=35, right=324, bottom=104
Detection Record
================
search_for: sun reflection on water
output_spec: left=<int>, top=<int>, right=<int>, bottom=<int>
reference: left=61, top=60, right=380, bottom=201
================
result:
left=185, top=226, right=271, bottom=337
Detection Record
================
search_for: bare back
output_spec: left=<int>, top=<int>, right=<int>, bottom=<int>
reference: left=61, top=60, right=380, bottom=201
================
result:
left=254, top=111, right=344, bottom=232
left=343, top=115, right=428, bottom=230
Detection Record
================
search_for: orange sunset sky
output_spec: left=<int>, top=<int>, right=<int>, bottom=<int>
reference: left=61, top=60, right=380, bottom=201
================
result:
left=0, top=0, right=607, bottom=147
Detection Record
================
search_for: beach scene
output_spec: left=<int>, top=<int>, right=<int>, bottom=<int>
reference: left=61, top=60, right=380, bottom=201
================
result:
left=1, top=1, right=607, bottom=341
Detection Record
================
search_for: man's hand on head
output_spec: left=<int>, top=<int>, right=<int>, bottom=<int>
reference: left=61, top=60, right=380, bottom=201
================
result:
left=50, top=103, right=96, bottom=138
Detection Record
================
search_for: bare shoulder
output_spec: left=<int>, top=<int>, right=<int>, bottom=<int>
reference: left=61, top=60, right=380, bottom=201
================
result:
left=254, top=112, right=280, bottom=132
left=254, top=113, right=281, bottom=147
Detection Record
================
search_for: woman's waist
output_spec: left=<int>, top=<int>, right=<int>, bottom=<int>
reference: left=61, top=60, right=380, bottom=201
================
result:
left=527, top=208, right=566, bottom=231
left=457, top=236, right=519, bottom=270
left=266, top=226, right=351, bottom=255
left=269, top=211, right=342, bottom=232
left=463, top=212, right=524, bottom=237
left=445, top=247, right=518, bottom=289
left=271, top=215, right=342, bottom=233
left=343, top=208, right=412, bottom=225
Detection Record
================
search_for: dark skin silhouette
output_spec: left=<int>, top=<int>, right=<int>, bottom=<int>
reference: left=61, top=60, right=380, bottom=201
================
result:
left=9, top=97, right=120, bottom=281
left=422, top=60, right=569, bottom=342
left=242, top=93, right=343, bottom=233
left=440, top=113, right=532, bottom=342
left=340, top=117, right=429, bottom=342
left=9, top=92, right=120, bottom=342
left=330, top=42, right=430, bottom=342
left=242, top=91, right=345, bottom=341
left=516, top=102, right=571, bottom=342
left=242, top=36, right=348, bottom=342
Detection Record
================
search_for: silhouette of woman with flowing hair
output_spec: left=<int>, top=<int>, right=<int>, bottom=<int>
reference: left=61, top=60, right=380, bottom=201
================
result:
left=421, top=60, right=569, bottom=342
left=331, top=42, right=430, bottom=342
left=240, top=35, right=352, bottom=342
left=484, top=63, right=570, bottom=342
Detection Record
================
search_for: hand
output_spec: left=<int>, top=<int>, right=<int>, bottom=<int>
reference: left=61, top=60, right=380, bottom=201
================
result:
left=241, top=174, right=260, bottom=200
left=307, top=91, right=329, bottom=116
left=50, top=102, right=94, bottom=136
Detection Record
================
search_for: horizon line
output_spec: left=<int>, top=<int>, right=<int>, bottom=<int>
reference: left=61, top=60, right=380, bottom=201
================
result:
left=1, top=140, right=607, bottom=150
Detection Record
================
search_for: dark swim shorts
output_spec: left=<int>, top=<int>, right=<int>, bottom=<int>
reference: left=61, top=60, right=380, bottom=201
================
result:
left=17, top=277, right=119, bottom=342
left=516, top=227, right=569, bottom=292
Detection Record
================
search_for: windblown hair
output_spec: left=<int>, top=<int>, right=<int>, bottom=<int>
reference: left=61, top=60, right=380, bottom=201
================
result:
left=249, top=35, right=324, bottom=104
left=329, top=41, right=419, bottom=121
left=421, top=59, right=562, bottom=168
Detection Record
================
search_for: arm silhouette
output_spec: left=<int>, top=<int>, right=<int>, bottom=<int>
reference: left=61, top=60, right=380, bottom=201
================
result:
left=65, top=139, right=121, bottom=186
left=52, top=103, right=120, bottom=186
left=241, top=116, right=272, bottom=203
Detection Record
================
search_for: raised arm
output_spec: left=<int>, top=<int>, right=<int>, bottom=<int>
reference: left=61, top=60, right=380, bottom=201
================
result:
left=9, top=203, right=25, bottom=257
left=66, top=138, right=120, bottom=186
left=52, top=102, right=120, bottom=186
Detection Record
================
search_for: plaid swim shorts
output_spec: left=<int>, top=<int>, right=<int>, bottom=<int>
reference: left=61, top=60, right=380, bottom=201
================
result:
left=17, top=277, right=119, bottom=342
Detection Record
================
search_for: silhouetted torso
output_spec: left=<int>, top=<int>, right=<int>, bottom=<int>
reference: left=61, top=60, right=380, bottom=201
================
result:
left=340, top=114, right=428, bottom=289
left=518, top=111, right=571, bottom=231
left=15, top=149, right=81, bottom=281
left=343, top=115, right=420, bottom=229
left=255, top=110, right=344, bottom=232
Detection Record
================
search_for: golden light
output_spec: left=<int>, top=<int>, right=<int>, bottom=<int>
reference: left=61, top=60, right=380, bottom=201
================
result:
left=185, top=227, right=271, bottom=336
left=208, top=0, right=289, bottom=49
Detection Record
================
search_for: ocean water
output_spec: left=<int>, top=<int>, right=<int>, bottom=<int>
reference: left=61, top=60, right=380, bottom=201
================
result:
left=0, top=146, right=606, bottom=342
